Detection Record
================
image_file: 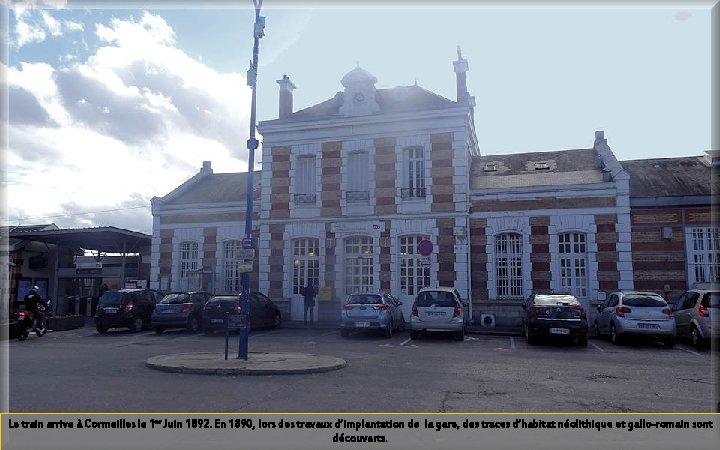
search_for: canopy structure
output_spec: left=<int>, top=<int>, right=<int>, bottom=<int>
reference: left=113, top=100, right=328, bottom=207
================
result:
left=8, top=226, right=150, bottom=254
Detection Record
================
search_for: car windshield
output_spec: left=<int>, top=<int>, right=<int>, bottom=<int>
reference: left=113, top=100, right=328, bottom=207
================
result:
left=160, top=293, right=191, bottom=304
left=98, top=292, right=127, bottom=306
left=415, top=291, right=456, bottom=307
left=534, top=295, right=578, bottom=306
left=208, top=297, right=236, bottom=305
left=623, top=295, right=666, bottom=307
left=702, top=292, right=719, bottom=308
left=346, top=295, right=382, bottom=305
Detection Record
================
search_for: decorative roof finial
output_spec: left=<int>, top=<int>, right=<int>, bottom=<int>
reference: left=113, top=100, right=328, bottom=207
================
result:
left=457, top=45, right=463, bottom=60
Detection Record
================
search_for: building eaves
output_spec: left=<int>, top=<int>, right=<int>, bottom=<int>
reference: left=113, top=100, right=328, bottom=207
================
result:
left=620, top=156, right=714, bottom=198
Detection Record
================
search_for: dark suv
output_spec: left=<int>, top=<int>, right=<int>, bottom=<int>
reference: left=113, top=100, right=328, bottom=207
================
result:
left=94, top=289, right=164, bottom=333
left=151, top=291, right=212, bottom=333
left=522, top=292, right=588, bottom=346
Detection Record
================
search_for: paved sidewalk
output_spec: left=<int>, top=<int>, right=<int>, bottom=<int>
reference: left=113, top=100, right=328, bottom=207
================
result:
left=146, top=351, right=347, bottom=376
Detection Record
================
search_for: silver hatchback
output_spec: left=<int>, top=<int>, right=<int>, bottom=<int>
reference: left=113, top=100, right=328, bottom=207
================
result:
left=672, top=288, right=718, bottom=348
left=595, top=291, right=676, bottom=347
left=409, top=287, right=466, bottom=341
left=340, top=292, right=405, bottom=338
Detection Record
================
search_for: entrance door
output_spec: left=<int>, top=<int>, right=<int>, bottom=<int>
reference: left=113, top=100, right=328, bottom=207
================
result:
left=397, top=235, right=431, bottom=320
left=559, top=232, right=589, bottom=312
left=291, top=238, right=319, bottom=321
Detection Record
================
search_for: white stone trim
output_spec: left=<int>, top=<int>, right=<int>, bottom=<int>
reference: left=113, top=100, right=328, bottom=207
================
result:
left=485, top=216, right=531, bottom=300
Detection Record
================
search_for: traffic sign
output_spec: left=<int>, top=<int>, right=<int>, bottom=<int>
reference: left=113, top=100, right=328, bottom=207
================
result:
left=417, top=239, right=433, bottom=257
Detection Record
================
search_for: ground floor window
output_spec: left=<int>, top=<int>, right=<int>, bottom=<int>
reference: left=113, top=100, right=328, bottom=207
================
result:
left=495, top=232, right=523, bottom=298
left=399, top=234, right=431, bottom=295
left=179, top=241, right=199, bottom=291
left=222, top=240, right=242, bottom=293
left=345, top=236, right=373, bottom=294
left=687, top=227, right=720, bottom=284
left=293, top=238, right=319, bottom=294
left=558, top=232, right=588, bottom=299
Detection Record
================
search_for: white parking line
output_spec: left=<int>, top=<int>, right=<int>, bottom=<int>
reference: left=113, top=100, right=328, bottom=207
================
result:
left=400, top=338, right=412, bottom=346
left=304, top=330, right=336, bottom=343
left=589, top=341, right=604, bottom=352
left=509, top=336, right=516, bottom=349
left=676, top=346, right=701, bottom=356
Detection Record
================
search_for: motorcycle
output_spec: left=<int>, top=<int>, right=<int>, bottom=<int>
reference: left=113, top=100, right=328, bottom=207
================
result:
left=16, top=301, right=49, bottom=341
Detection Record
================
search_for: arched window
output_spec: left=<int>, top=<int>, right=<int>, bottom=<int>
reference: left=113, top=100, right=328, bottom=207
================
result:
left=495, top=233, right=523, bottom=299
left=222, top=240, right=243, bottom=293
left=399, top=234, right=431, bottom=295
left=293, top=238, right=319, bottom=295
left=558, top=232, right=588, bottom=299
left=344, top=236, right=373, bottom=294
left=178, top=241, right=199, bottom=291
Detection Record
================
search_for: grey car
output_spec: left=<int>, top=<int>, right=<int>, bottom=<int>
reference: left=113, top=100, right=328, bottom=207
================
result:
left=409, top=286, right=466, bottom=341
left=340, top=292, right=405, bottom=338
left=595, top=291, right=676, bottom=347
left=672, top=288, right=718, bottom=348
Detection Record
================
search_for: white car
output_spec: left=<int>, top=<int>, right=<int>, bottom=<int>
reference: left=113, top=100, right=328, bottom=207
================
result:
left=595, top=291, right=676, bottom=347
left=409, top=286, right=466, bottom=341
left=672, top=288, right=718, bottom=348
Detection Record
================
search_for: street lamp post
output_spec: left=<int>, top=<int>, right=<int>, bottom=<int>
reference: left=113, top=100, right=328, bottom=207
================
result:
left=240, top=0, right=264, bottom=360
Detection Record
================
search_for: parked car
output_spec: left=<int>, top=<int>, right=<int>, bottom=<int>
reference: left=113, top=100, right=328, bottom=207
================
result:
left=521, top=292, right=588, bottom=346
left=340, top=292, right=405, bottom=338
left=151, top=291, right=213, bottom=334
left=94, top=289, right=164, bottom=333
left=409, top=286, right=466, bottom=341
left=201, top=292, right=281, bottom=334
left=595, top=291, right=676, bottom=347
left=672, top=288, right=718, bottom=348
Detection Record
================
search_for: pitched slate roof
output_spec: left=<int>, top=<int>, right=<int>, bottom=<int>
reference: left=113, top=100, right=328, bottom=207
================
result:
left=267, top=85, right=457, bottom=122
left=620, top=156, right=715, bottom=198
left=160, top=171, right=261, bottom=205
left=470, top=148, right=603, bottom=190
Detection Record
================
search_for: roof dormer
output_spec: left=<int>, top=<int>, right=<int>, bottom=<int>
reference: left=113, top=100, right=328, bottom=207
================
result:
left=338, top=65, right=380, bottom=117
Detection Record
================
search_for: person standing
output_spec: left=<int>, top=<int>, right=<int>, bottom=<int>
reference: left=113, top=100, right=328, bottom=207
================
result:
left=302, top=281, right=317, bottom=326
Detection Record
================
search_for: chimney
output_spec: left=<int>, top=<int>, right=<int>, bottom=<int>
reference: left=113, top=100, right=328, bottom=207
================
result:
left=276, top=74, right=296, bottom=119
left=453, top=46, right=469, bottom=103
left=201, top=161, right=212, bottom=173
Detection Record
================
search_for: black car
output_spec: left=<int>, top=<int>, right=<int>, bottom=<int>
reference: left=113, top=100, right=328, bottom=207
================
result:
left=521, top=292, right=588, bottom=346
left=202, top=292, right=282, bottom=334
left=151, top=291, right=213, bottom=333
left=94, top=289, right=164, bottom=333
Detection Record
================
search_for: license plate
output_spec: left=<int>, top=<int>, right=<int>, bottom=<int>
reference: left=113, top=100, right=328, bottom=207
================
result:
left=103, top=307, right=118, bottom=314
left=426, top=311, right=446, bottom=317
left=355, top=322, right=370, bottom=328
left=210, top=318, right=224, bottom=324
left=549, top=328, right=569, bottom=335
left=638, top=323, right=659, bottom=329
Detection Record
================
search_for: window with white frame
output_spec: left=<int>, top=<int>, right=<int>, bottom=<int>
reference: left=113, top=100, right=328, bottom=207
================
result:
left=346, top=151, right=370, bottom=202
left=344, top=236, right=373, bottom=294
left=558, top=232, right=588, bottom=299
left=399, top=234, right=431, bottom=295
left=401, top=146, right=425, bottom=199
left=295, top=155, right=316, bottom=204
left=687, top=227, right=720, bottom=284
left=222, top=240, right=243, bottom=293
left=292, top=238, right=319, bottom=295
left=179, top=241, right=199, bottom=291
left=495, top=233, right=523, bottom=298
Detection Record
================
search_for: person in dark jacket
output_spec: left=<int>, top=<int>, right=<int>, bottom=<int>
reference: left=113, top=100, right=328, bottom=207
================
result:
left=302, top=281, right=317, bottom=326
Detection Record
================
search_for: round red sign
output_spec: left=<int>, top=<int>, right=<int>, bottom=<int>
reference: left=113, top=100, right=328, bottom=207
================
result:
left=417, top=239, right=433, bottom=257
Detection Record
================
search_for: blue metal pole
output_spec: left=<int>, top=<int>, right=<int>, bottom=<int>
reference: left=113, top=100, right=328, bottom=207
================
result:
left=240, top=0, right=264, bottom=360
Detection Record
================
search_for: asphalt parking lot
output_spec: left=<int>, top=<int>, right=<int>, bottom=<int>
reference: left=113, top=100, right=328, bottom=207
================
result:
left=6, top=325, right=717, bottom=413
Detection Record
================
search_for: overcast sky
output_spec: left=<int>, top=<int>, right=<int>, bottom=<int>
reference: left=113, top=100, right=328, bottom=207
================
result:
left=1, top=1, right=713, bottom=235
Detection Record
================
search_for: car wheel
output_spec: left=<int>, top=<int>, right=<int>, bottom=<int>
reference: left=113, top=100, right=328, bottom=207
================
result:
left=383, top=321, right=393, bottom=338
left=577, top=335, right=588, bottom=347
left=96, top=326, right=108, bottom=334
left=203, top=328, right=214, bottom=335
left=663, top=336, right=676, bottom=348
left=129, top=316, right=143, bottom=333
left=154, top=327, right=164, bottom=334
left=454, top=329, right=465, bottom=341
left=410, top=330, right=419, bottom=340
left=340, top=329, right=349, bottom=338
left=273, top=313, right=282, bottom=329
left=187, top=316, right=200, bottom=333
left=524, top=324, right=536, bottom=345
left=610, top=323, right=622, bottom=345
left=398, top=316, right=406, bottom=332
left=594, top=321, right=601, bottom=339
left=690, top=326, right=703, bottom=349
